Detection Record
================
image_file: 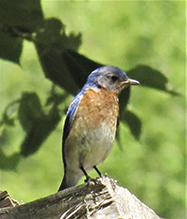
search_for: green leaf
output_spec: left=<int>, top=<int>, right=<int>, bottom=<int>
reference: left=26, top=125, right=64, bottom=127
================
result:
left=0, top=0, right=44, bottom=33
left=0, top=149, right=20, bottom=170
left=63, top=49, right=103, bottom=89
left=119, top=86, right=131, bottom=113
left=35, top=18, right=81, bottom=50
left=18, top=92, right=43, bottom=132
left=36, top=49, right=79, bottom=94
left=45, top=93, right=68, bottom=106
left=34, top=19, right=102, bottom=94
left=0, top=31, right=23, bottom=64
left=0, top=0, right=43, bottom=63
left=127, top=65, right=180, bottom=95
left=20, top=106, right=61, bottom=157
left=35, top=19, right=82, bottom=94
left=121, top=109, right=142, bottom=140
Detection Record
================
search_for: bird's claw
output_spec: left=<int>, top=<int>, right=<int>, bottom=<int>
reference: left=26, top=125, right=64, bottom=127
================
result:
left=85, top=177, right=100, bottom=186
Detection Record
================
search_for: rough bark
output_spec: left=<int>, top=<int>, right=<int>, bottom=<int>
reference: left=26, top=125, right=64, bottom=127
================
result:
left=0, top=177, right=161, bottom=219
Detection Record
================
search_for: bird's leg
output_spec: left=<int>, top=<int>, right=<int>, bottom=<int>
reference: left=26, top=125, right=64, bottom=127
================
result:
left=80, top=166, right=91, bottom=183
left=93, top=165, right=102, bottom=177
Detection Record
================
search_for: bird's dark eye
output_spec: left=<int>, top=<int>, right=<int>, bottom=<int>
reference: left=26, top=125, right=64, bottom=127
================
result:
left=111, top=76, right=118, bottom=82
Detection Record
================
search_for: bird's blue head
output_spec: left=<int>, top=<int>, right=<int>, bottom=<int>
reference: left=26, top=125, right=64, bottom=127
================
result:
left=84, top=65, right=139, bottom=92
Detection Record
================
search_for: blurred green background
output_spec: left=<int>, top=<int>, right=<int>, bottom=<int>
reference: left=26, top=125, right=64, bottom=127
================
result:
left=0, top=1, right=185, bottom=218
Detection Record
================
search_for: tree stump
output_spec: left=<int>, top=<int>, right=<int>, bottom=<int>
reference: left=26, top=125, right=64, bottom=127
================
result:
left=0, top=177, right=162, bottom=219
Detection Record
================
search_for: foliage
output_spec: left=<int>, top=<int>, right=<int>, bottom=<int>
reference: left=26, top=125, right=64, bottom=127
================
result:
left=0, top=0, right=178, bottom=158
left=0, top=1, right=185, bottom=218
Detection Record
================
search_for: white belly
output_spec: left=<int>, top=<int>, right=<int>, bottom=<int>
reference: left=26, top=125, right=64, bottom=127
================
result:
left=79, top=122, right=115, bottom=171
left=65, top=121, right=115, bottom=174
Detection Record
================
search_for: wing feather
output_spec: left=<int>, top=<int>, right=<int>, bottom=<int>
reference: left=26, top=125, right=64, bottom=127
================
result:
left=62, top=92, right=84, bottom=167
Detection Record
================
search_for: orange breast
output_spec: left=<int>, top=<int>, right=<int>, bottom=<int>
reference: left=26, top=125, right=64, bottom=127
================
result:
left=72, top=88, right=119, bottom=133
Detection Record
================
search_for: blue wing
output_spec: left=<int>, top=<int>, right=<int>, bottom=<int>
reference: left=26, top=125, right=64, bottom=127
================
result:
left=62, top=91, right=84, bottom=147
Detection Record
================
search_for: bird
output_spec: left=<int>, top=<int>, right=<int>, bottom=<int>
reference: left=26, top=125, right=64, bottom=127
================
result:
left=58, top=65, right=139, bottom=191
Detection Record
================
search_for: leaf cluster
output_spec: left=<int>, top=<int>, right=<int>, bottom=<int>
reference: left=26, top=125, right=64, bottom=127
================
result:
left=0, top=0, right=180, bottom=169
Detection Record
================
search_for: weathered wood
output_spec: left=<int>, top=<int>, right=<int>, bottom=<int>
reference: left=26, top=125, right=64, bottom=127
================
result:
left=0, top=177, right=161, bottom=219
left=0, top=191, right=19, bottom=208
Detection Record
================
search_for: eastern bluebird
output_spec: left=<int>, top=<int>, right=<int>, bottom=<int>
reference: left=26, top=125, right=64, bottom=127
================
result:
left=58, top=65, right=139, bottom=191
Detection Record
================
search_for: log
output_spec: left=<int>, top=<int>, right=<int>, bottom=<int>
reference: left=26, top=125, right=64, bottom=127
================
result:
left=0, top=191, right=19, bottom=208
left=0, top=177, right=162, bottom=219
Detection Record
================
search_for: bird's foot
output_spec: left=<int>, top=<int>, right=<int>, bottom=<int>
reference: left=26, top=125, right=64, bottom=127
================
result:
left=85, top=176, right=100, bottom=186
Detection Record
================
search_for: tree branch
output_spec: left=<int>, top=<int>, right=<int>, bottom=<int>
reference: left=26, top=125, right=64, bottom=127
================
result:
left=0, top=177, right=161, bottom=219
